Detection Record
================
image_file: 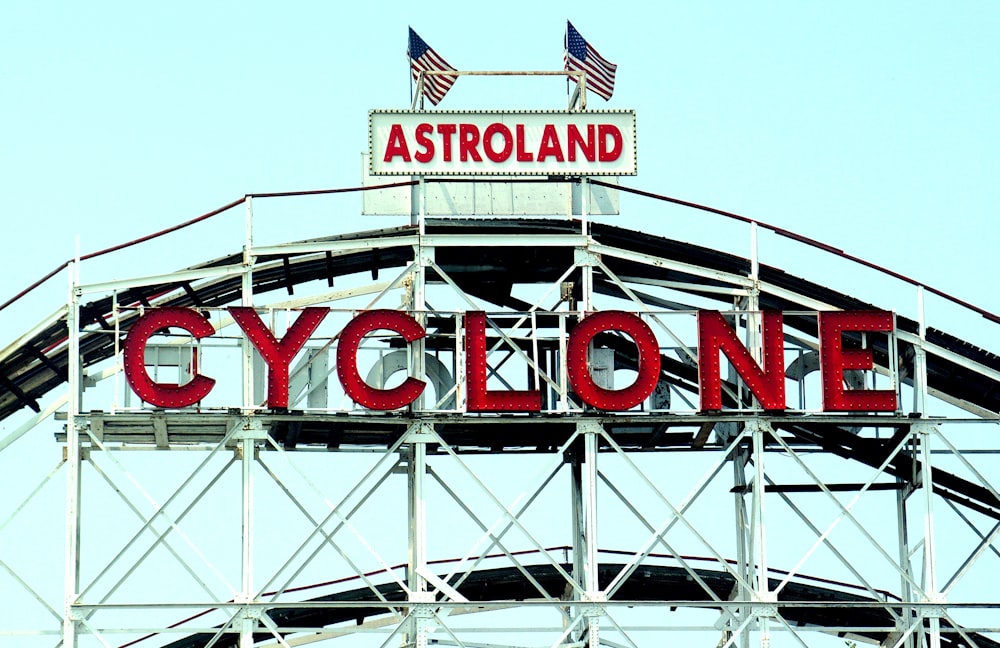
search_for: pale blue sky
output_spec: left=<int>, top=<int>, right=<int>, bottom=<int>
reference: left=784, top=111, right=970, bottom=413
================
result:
left=1, top=0, right=997, bottom=338
left=1, top=4, right=999, bottom=644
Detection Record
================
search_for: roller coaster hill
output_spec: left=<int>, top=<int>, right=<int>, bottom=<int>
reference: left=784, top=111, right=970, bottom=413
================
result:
left=1, top=73, right=999, bottom=648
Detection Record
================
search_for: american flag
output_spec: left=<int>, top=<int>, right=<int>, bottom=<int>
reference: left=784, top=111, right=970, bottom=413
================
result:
left=408, top=27, right=457, bottom=106
left=564, top=21, right=617, bottom=102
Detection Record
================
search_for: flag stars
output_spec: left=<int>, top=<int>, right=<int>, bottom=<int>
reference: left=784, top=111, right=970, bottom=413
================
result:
left=564, top=21, right=617, bottom=101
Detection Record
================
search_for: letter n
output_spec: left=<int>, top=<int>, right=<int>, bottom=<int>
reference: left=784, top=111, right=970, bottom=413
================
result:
left=697, top=310, right=786, bottom=411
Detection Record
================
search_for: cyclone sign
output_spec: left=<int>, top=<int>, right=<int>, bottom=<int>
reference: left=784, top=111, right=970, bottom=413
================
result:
left=122, top=308, right=896, bottom=414
left=369, top=110, right=637, bottom=176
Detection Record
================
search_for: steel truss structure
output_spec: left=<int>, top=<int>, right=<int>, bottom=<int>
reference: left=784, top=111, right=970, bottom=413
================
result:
left=1, top=195, right=999, bottom=648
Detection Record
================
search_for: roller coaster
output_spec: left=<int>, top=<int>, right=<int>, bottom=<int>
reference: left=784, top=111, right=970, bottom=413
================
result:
left=1, top=176, right=998, bottom=647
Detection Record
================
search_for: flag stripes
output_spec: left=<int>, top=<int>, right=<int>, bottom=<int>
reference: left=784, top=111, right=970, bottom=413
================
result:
left=408, top=27, right=457, bottom=106
left=564, top=21, right=617, bottom=101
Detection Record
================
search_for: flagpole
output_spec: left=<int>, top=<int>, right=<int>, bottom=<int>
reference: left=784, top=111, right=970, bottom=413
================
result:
left=564, top=21, right=569, bottom=101
left=407, top=29, right=414, bottom=106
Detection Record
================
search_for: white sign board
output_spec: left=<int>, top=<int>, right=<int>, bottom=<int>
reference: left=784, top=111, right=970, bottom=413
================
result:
left=369, top=110, right=636, bottom=176
left=361, top=154, right=620, bottom=216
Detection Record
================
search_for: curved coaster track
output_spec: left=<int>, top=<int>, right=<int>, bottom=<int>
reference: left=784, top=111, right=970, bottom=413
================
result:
left=1, top=209, right=998, bottom=648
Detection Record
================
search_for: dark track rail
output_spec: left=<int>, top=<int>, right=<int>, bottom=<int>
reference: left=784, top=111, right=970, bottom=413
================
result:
left=157, top=562, right=997, bottom=648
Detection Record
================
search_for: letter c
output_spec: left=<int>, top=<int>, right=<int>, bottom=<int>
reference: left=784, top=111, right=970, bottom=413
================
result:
left=337, top=310, right=427, bottom=410
left=123, top=308, right=217, bottom=408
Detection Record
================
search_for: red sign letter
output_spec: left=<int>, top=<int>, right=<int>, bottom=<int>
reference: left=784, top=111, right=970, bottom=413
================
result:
left=229, top=307, right=329, bottom=409
left=598, top=124, right=623, bottom=161
left=483, top=123, right=513, bottom=162
left=697, top=311, right=786, bottom=411
left=458, top=123, right=483, bottom=162
left=568, top=311, right=660, bottom=411
left=123, top=308, right=216, bottom=408
left=336, top=310, right=427, bottom=410
left=414, top=122, right=434, bottom=163
left=567, top=124, right=595, bottom=162
left=437, top=123, right=457, bottom=161
left=465, top=311, right=542, bottom=412
left=383, top=124, right=411, bottom=162
left=515, top=124, right=533, bottom=162
left=537, top=124, right=565, bottom=162
left=818, top=311, right=897, bottom=412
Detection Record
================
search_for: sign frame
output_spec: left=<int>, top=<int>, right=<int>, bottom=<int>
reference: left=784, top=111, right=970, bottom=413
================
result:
left=369, top=109, right=637, bottom=177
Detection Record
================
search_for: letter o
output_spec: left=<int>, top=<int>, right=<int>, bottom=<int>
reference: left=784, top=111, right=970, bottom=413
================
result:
left=483, top=123, right=514, bottom=163
left=567, top=311, right=661, bottom=411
